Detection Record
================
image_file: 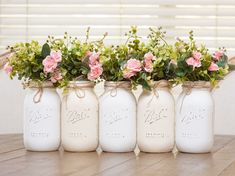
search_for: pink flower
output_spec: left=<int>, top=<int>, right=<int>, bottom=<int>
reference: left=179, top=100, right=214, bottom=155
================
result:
left=122, top=59, right=142, bottom=79
left=123, top=69, right=137, bottom=79
left=144, top=63, right=153, bottom=73
left=50, top=69, right=62, bottom=83
left=50, top=51, right=62, bottom=62
left=88, top=63, right=103, bottom=81
left=125, top=59, right=142, bottom=72
left=213, top=51, right=223, bottom=61
left=86, top=51, right=93, bottom=58
left=42, top=56, right=58, bottom=73
left=3, top=62, right=13, bottom=75
left=186, top=57, right=201, bottom=69
left=144, top=52, right=155, bottom=62
left=143, top=52, right=155, bottom=73
left=89, top=53, right=100, bottom=66
left=192, top=51, right=202, bottom=61
left=208, top=62, right=219, bottom=71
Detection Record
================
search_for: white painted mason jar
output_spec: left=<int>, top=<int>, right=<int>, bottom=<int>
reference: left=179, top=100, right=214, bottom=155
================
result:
left=23, top=82, right=61, bottom=151
left=99, top=81, right=137, bottom=152
left=61, top=81, right=98, bottom=152
left=137, top=80, right=175, bottom=153
left=176, top=81, right=214, bottom=153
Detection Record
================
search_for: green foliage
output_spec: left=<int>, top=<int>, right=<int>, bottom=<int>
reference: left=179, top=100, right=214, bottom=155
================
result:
left=174, top=32, right=229, bottom=86
left=7, top=41, right=48, bottom=84
left=100, top=26, right=146, bottom=89
left=145, top=27, right=177, bottom=82
left=41, top=43, right=51, bottom=59
left=47, top=33, right=92, bottom=87
left=4, top=27, right=230, bottom=89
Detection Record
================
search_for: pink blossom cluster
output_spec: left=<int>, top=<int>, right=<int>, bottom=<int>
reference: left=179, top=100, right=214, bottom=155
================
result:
left=186, top=50, right=223, bottom=72
left=123, top=58, right=142, bottom=79
left=208, top=50, right=224, bottom=71
left=123, top=52, right=156, bottom=79
left=143, top=52, right=155, bottom=73
left=87, top=52, right=103, bottom=81
left=42, top=51, right=62, bottom=83
left=186, top=51, right=202, bottom=69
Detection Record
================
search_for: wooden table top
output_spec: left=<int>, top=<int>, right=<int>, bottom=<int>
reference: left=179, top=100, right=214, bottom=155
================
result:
left=1, top=134, right=235, bottom=176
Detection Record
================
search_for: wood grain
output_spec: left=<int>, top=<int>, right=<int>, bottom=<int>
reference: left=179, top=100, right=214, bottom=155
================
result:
left=0, top=134, right=235, bottom=176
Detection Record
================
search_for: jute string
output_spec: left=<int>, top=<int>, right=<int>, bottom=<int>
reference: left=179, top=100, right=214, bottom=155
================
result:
left=147, top=80, right=170, bottom=105
left=24, top=82, right=54, bottom=104
left=179, top=81, right=213, bottom=113
left=104, top=81, right=131, bottom=97
left=65, top=82, right=95, bottom=109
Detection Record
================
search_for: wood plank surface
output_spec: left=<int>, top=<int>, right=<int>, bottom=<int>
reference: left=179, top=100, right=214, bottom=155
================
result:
left=0, top=134, right=235, bottom=176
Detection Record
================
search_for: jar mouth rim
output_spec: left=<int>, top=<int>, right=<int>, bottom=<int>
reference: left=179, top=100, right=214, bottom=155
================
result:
left=104, top=81, right=131, bottom=89
left=151, top=80, right=170, bottom=88
left=68, top=81, right=95, bottom=88
left=182, top=81, right=211, bottom=89
left=26, top=81, right=54, bottom=88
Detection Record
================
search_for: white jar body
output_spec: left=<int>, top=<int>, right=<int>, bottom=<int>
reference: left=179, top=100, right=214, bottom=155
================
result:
left=176, top=88, right=214, bottom=153
left=61, top=84, right=98, bottom=152
left=23, top=88, right=61, bottom=151
left=137, top=88, right=175, bottom=152
left=99, top=84, right=137, bottom=152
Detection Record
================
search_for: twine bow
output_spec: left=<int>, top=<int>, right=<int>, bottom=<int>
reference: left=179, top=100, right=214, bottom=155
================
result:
left=147, top=80, right=170, bottom=105
left=33, top=87, right=43, bottom=103
left=65, top=81, right=94, bottom=109
left=104, top=81, right=131, bottom=97
left=23, top=82, right=54, bottom=104
left=179, top=81, right=213, bottom=113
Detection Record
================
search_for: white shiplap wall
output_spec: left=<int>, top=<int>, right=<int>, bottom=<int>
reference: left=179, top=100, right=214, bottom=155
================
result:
left=1, top=0, right=235, bottom=57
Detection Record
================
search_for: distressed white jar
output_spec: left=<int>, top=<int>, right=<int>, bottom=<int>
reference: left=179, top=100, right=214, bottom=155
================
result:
left=176, top=81, right=214, bottom=153
left=61, top=81, right=98, bottom=152
left=23, top=82, right=61, bottom=151
left=137, top=80, right=175, bottom=153
left=99, top=81, right=137, bottom=152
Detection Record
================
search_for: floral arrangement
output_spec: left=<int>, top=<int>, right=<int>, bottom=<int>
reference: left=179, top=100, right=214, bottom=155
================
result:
left=138, top=27, right=177, bottom=89
left=4, top=41, right=63, bottom=86
left=4, top=29, right=106, bottom=88
left=100, top=26, right=146, bottom=87
left=174, top=31, right=229, bottom=86
left=47, top=29, right=106, bottom=88
left=3, top=27, right=231, bottom=89
left=99, top=26, right=177, bottom=90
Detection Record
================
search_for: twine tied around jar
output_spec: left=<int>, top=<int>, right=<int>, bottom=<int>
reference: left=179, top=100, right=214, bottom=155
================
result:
left=67, top=81, right=95, bottom=99
left=179, top=81, right=213, bottom=113
left=104, top=81, right=131, bottom=97
left=147, top=80, right=170, bottom=105
left=24, top=82, right=54, bottom=104
left=65, top=81, right=95, bottom=109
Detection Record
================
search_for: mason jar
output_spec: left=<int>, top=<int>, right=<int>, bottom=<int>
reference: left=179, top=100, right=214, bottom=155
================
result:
left=99, top=81, right=137, bottom=152
left=175, top=81, right=214, bottom=153
left=61, top=81, right=98, bottom=152
left=137, top=80, right=175, bottom=153
left=23, top=82, right=61, bottom=151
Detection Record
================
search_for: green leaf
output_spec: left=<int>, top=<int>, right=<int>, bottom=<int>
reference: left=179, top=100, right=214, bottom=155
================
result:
left=41, top=43, right=51, bottom=58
